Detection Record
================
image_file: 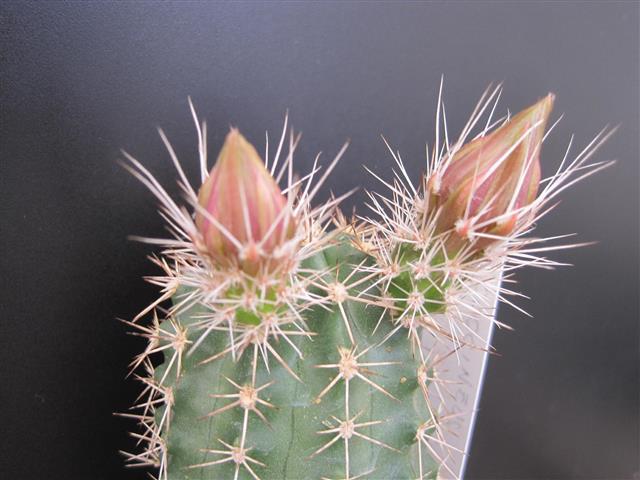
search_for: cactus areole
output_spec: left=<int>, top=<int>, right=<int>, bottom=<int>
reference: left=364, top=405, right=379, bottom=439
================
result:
left=122, top=88, right=612, bottom=479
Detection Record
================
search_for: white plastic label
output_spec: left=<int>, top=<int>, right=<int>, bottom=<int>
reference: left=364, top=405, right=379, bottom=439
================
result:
left=421, top=275, right=500, bottom=479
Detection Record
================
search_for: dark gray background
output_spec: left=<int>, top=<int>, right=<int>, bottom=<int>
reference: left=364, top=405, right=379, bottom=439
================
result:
left=1, top=2, right=638, bottom=479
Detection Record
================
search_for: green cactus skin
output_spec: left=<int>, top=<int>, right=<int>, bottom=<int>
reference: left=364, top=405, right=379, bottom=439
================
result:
left=153, top=241, right=438, bottom=480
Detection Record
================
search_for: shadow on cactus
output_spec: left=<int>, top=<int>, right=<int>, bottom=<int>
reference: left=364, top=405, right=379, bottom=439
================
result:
left=119, top=86, right=613, bottom=479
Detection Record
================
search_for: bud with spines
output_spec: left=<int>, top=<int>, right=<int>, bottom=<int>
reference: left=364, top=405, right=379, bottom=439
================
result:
left=431, top=94, right=555, bottom=252
left=125, top=117, right=442, bottom=479
left=354, top=92, right=567, bottom=359
left=195, top=129, right=296, bottom=274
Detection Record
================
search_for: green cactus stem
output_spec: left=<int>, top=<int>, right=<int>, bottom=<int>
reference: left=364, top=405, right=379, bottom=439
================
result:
left=154, top=242, right=438, bottom=480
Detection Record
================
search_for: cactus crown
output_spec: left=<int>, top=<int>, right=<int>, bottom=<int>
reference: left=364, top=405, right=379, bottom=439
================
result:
left=121, top=85, right=613, bottom=479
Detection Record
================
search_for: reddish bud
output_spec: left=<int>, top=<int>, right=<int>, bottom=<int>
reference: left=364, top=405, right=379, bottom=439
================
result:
left=195, top=129, right=296, bottom=272
left=432, top=94, right=554, bottom=251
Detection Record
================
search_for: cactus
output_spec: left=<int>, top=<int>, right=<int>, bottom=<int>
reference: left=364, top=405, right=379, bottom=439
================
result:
left=121, top=87, right=613, bottom=479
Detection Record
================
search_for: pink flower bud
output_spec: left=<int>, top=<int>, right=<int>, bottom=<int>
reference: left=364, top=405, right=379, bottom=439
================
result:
left=432, top=94, right=554, bottom=251
left=195, top=129, right=296, bottom=273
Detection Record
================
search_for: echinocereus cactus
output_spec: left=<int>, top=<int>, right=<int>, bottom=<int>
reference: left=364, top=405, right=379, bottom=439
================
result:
left=121, top=88, right=612, bottom=479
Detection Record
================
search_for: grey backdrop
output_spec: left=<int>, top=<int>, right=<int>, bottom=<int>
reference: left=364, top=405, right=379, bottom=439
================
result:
left=1, top=2, right=638, bottom=479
